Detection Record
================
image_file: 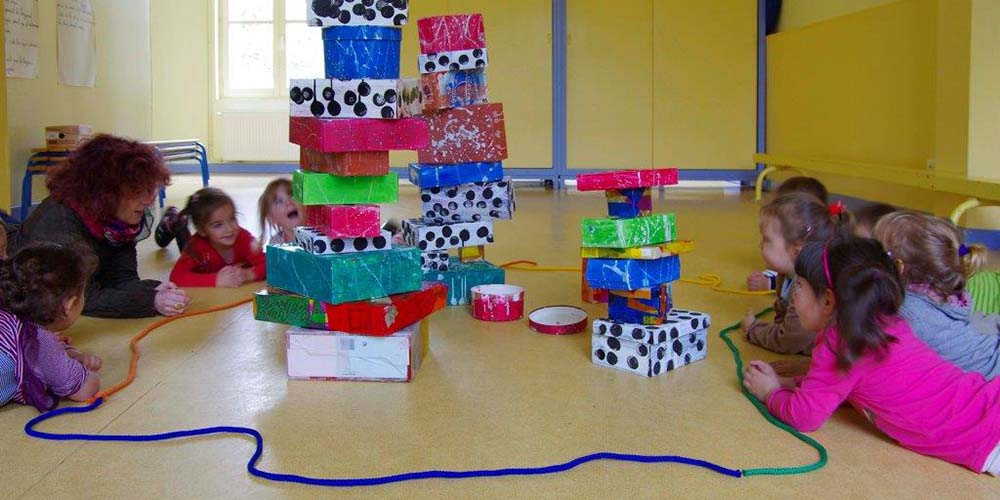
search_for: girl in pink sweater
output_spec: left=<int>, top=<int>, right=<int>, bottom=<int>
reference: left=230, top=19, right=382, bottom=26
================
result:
left=744, top=237, right=1000, bottom=474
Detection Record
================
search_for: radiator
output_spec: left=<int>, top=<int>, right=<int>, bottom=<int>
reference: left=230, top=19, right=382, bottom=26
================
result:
left=218, top=112, right=299, bottom=162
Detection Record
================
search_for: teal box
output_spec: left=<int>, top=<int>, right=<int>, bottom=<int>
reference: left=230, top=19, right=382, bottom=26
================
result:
left=266, top=244, right=422, bottom=304
left=424, top=258, right=505, bottom=306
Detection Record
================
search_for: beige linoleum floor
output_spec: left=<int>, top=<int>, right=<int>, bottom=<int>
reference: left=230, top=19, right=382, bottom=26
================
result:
left=2, top=174, right=997, bottom=499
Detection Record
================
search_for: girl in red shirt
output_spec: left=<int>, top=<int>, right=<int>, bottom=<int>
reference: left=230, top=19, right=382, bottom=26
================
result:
left=169, top=188, right=266, bottom=288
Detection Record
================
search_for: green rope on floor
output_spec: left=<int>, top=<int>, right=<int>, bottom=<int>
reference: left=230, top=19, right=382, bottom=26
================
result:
left=719, top=307, right=829, bottom=476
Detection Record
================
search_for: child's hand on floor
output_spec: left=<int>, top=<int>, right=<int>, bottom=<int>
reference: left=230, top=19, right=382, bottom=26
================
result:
left=741, top=308, right=757, bottom=332
left=215, top=266, right=246, bottom=288
left=743, top=360, right=781, bottom=401
left=69, top=351, right=102, bottom=372
left=746, top=272, right=770, bottom=291
left=770, top=358, right=811, bottom=378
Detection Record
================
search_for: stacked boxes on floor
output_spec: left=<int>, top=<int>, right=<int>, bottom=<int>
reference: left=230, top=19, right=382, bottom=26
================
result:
left=255, top=0, right=446, bottom=382
left=405, top=14, right=511, bottom=306
left=576, top=169, right=712, bottom=377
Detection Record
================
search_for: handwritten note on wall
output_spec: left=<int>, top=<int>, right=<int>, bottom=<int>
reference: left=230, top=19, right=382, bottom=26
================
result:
left=57, top=0, right=95, bottom=87
left=4, top=0, right=39, bottom=78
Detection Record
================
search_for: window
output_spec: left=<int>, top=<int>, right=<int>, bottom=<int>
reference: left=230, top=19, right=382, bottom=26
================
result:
left=219, top=0, right=324, bottom=98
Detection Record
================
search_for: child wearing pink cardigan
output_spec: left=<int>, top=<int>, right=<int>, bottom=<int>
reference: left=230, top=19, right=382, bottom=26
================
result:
left=744, top=237, right=1000, bottom=474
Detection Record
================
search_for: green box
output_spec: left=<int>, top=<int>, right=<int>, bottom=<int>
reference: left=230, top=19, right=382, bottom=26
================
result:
left=292, top=170, right=399, bottom=205
left=253, top=288, right=328, bottom=329
left=266, top=244, right=422, bottom=304
left=580, top=213, right=676, bottom=248
left=424, top=258, right=505, bottom=306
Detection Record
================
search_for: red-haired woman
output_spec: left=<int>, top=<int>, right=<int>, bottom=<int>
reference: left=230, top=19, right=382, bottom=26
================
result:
left=9, top=135, right=191, bottom=318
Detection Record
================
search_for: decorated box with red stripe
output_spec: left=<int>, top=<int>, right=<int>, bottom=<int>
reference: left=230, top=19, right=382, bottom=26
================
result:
left=417, top=14, right=486, bottom=54
left=417, top=103, right=508, bottom=164
left=300, top=149, right=390, bottom=176
left=304, top=204, right=381, bottom=238
left=576, top=168, right=679, bottom=192
left=289, top=116, right=429, bottom=152
left=323, top=282, right=447, bottom=336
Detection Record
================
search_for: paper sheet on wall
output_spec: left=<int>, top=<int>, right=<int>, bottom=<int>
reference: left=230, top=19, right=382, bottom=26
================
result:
left=57, top=0, right=95, bottom=87
left=4, top=0, right=39, bottom=78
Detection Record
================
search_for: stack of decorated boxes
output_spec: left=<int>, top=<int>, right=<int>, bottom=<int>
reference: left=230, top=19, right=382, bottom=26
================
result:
left=577, top=169, right=712, bottom=377
left=254, top=0, right=446, bottom=382
left=403, top=14, right=512, bottom=306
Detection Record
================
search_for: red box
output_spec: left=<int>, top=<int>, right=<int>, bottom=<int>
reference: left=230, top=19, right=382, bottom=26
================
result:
left=289, top=117, right=430, bottom=153
left=417, top=103, right=508, bottom=164
left=417, top=14, right=486, bottom=54
left=575, top=168, right=680, bottom=192
left=304, top=205, right=381, bottom=239
left=324, top=282, right=448, bottom=336
left=300, top=149, right=390, bottom=176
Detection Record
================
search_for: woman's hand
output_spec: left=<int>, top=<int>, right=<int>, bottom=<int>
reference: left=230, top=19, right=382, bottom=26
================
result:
left=743, top=360, right=782, bottom=401
left=155, top=286, right=191, bottom=316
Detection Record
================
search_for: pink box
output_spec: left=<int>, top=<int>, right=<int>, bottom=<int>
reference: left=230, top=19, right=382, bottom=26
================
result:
left=417, top=14, right=486, bottom=54
left=289, top=117, right=430, bottom=152
left=304, top=205, right=381, bottom=239
left=575, top=169, right=680, bottom=192
left=417, top=103, right=508, bottom=164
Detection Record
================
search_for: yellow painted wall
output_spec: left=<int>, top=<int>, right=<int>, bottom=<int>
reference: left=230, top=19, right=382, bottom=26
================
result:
left=0, top=5, right=10, bottom=210
left=933, top=0, right=971, bottom=176
left=7, top=0, right=152, bottom=210
left=150, top=0, right=210, bottom=146
left=779, top=0, right=900, bottom=31
left=968, top=0, right=1000, bottom=182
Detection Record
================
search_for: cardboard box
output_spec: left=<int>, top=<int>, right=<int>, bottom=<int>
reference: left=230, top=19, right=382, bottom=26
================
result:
left=458, top=245, right=485, bottom=263
left=576, top=168, right=679, bottom=192
left=417, top=103, right=507, bottom=164
left=286, top=320, right=428, bottom=382
left=420, top=251, right=450, bottom=272
left=408, top=162, right=504, bottom=189
left=585, top=256, right=680, bottom=290
left=606, top=187, right=652, bottom=219
left=608, top=284, right=673, bottom=325
left=294, top=227, right=392, bottom=255
left=420, top=69, right=488, bottom=111
left=424, top=258, right=505, bottom=306
left=292, top=170, right=399, bottom=205
left=266, top=244, right=421, bottom=304
left=307, top=0, right=409, bottom=28
left=581, top=258, right=608, bottom=304
left=580, top=213, right=677, bottom=248
left=300, top=149, right=390, bottom=176
left=417, top=14, right=486, bottom=54
left=289, top=116, right=428, bottom=152
left=593, top=310, right=712, bottom=344
left=289, top=78, right=400, bottom=119
left=253, top=288, right=328, bottom=329
left=420, top=178, right=514, bottom=224
left=304, top=204, right=381, bottom=238
left=591, top=328, right=707, bottom=377
left=45, top=125, right=93, bottom=147
left=322, top=25, right=401, bottom=79
left=418, top=48, right=488, bottom=74
left=397, top=78, right=424, bottom=117
left=580, top=241, right=694, bottom=260
left=323, top=282, right=447, bottom=336
left=402, top=218, right=494, bottom=251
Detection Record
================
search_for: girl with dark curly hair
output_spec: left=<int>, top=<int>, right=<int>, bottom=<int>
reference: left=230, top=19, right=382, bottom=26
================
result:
left=9, top=135, right=191, bottom=318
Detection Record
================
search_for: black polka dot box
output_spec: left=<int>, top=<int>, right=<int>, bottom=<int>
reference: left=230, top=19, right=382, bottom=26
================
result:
left=420, top=251, right=450, bottom=273
left=418, top=48, right=488, bottom=75
left=294, top=226, right=392, bottom=255
left=419, top=178, right=515, bottom=224
left=290, top=79, right=400, bottom=119
left=307, top=0, right=409, bottom=28
left=591, top=309, right=711, bottom=377
left=401, top=218, right=494, bottom=251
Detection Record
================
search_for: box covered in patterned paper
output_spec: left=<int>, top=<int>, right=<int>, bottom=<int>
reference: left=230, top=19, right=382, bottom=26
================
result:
left=289, top=116, right=428, bottom=152
left=323, top=282, right=447, bottom=336
left=266, top=244, right=421, bottom=304
left=420, top=69, right=487, bottom=110
left=591, top=327, right=708, bottom=377
left=608, top=285, right=673, bottom=325
left=580, top=213, right=676, bottom=248
left=417, top=103, right=507, bottom=164
left=419, top=178, right=514, bottom=224
left=585, top=255, right=680, bottom=290
left=286, top=319, right=428, bottom=382
left=418, top=48, right=489, bottom=74
left=402, top=218, right=494, bottom=251
left=408, top=162, right=504, bottom=189
left=303, top=204, right=381, bottom=238
left=289, top=78, right=399, bottom=119
left=580, top=241, right=694, bottom=260
left=397, top=78, right=423, bottom=117
left=294, top=227, right=392, bottom=255
left=307, top=0, right=409, bottom=28
left=322, top=25, right=401, bottom=79
left=420, top=251, right=450, bottom=272
left=424, top=258, right=505, bottom=306
left=292, top=170, right=399, bottom=205
left=592, top=310, right=711, bottom=344
left=301, top=149, right=390, bottom=176
left=576, top=168, right=679, bottom=192
left=253, top=288, right=328, bottom=329
left=606, top=187, right=652, bottom=219
left=417, top=14, right=486, bottom=54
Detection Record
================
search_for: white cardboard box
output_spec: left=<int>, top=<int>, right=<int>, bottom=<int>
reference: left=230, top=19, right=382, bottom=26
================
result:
left=286, top=320, right=427, bottom=382
left=290, top=78, right=400, bottom=119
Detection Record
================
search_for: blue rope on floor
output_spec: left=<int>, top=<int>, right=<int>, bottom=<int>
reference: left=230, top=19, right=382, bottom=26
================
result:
left=24, top=397, right=742, bottom=486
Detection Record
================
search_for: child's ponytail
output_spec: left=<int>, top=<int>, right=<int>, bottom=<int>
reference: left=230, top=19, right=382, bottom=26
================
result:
left=0, top=244, right=94, bottom=326
left=960, top=243, right=988, bottom=277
